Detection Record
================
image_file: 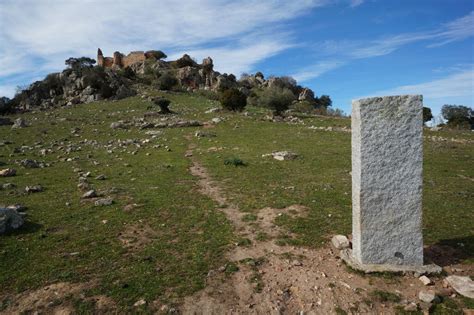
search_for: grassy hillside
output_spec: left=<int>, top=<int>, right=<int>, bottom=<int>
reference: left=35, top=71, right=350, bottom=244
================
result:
left=0, top=91, right=473, bottom=312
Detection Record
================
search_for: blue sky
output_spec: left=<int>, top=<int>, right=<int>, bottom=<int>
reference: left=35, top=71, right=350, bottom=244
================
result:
left=0, top=0, right=473, bottom=118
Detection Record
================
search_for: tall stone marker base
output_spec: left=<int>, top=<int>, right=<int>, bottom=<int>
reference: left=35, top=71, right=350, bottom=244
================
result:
left=342, top=95, right=441, bottom=274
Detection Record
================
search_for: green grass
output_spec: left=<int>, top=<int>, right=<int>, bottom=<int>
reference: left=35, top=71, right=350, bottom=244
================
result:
left=1, top=89, right=473, bottom=311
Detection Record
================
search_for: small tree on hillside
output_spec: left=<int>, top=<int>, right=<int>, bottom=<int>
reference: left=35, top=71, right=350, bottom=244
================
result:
left=423, top=107, right=433, bottom=124
left=315, top=95, right=332, bottom=108
left=65, top=57, right=96, bottom=69
left=219, top=88, right=247, bottom=111
left=257, top=86, right=296, bottom=115
left=441, top=104, right=473, bottom=129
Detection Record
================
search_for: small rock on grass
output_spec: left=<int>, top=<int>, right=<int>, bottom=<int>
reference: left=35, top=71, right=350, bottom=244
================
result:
left=331, top=235, right=350, bottom=250
left=94, top=198, right=113, bottom=206
left=25, top=185, right=44, bottom=193
left=82, top=190, right=97, bottom=199
left=418, top=290, right=438, bottom=303
left=0, top=208, right=24, bottom=234
left=0, top=168, right=16, bottom=177
left=95, top=174, right=106, bottom=180
left=133, top=299, right=146, bottom=307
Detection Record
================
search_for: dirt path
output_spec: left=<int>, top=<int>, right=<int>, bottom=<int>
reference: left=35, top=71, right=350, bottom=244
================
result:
left=181, top=139, right=470, bottom=315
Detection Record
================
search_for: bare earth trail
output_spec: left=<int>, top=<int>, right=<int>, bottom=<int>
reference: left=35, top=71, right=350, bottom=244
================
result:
left=180, top=137, right=447, bottom=315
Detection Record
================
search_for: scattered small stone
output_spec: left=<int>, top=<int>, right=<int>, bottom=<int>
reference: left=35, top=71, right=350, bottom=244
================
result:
left=331, top=235, right=350, bottom=250
left=418, top=290, right=437, bottom=303
left=419, top=275, right=432, bottom=286
left=133, top=299, right=146, bottom=307
left=444, top=275, right=474, bottom=298
left=110, top=121, right=128, bottom=129
left=25, top=185, right=44, bottom=193
left=95, top=174, right=106, bottom=180
left=82, top=190, right=97, bottom=199
left=211, top=117, right=223, bottom=124
left=205, top=107, right=220, bottom=114
left=77, top=182, right=90, bottom=191
left=11, top=118, right=27, bottom=129
left=0, top=168, right=16, bottom=177
left=291, top=260, right=303, bottom=266
left=1, top=183, right=16, bottom=189
left=94, top=198, right=113, bottom=206
left=6, top=204, right=27, bottom=212
left=20, top=159, right=42, bottom=168
left=195, top=130, right=216, bottom=138
left=262, top=151, right=298, bottom=161
left=0, top=207, right=25, bottom=234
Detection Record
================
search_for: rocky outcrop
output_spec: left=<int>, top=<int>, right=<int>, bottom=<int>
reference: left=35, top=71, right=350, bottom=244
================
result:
left=9, top=66, right=135, bottom=111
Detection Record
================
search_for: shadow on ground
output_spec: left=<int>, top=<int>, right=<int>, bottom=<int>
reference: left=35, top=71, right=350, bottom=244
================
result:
left=424, top=235, right=474, bottom=266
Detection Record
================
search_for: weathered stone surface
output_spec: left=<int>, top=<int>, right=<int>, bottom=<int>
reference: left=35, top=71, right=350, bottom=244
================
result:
left=0, top=208, right=25, bottom=234
left=331, top=235, right=350, bottom=249
left=95, top=198, right=114, bottom=206
left=445, top=275, right=474, bottom=298
left=0, top=168, right=16, bottom=177
left=419, top=290, right=437, bottom=303
left=352, top=95, right=424, bottom=266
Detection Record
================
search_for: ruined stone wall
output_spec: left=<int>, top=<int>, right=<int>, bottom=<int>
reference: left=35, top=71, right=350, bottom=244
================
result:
left=122, top=52, right=146, bottom=68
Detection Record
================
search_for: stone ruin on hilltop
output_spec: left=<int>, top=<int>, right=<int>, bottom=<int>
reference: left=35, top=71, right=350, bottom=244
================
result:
left=97, top=48, right=161, bottom=68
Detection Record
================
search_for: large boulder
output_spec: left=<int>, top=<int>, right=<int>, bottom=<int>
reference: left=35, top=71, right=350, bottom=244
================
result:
left=0, top=208, right=25, bottom=234
left=177, top=66, right=203, bottom=89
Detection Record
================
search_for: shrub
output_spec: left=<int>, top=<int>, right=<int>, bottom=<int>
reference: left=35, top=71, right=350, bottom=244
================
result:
left=146, top=50, right=167, bottom=60
left=118, top=67, right=135, bottom=79
left=315, top=95, right=332, bottom=108
left=65, top=57, right=96, bottom=70
left=153, top=97, right=172, bottom=114
left=157, top=73, right=178, bottom=90
left=256, top=86, right=296, bottom=115
left=224, top=157, right=246, bottom=167
left=219, top=88, right=247, bottom=111
left=441, top=104, right=473, bottom=129
left=0, top=97, right=12, bottom=114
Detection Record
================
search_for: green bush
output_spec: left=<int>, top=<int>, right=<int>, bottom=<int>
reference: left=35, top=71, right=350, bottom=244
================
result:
left=219, top=88, right=247, bottom=111
left=224, top=157, right=246, bottom=167
left=157, top=73, right=178, bottom=91
left=118, top=67, right=135, bottom=79
left=146, top=50, right=167, bottom=60
left=256, top=86, right=296, bottom=115
left=153, top=97, right=172, bottom=114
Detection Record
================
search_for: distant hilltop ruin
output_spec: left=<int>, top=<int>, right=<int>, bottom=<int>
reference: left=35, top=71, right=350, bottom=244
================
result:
left=97, top=48, right=166, bottom=68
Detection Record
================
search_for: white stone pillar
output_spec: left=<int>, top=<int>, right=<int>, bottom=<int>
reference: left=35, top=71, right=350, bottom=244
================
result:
left=351, top=95, right=424, bottom=266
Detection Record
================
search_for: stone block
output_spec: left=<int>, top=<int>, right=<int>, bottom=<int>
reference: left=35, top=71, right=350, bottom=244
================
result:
left=352, top=95, right=423, bottom=266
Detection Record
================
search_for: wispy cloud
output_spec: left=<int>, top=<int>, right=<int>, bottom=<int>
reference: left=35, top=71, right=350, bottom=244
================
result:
left=295, top=11, right=474, bottom=82
left=0, top=0, right=328, bottom=96
left=292, top=60, right=346, bottom=82
left=369, top=68, right=474, bottom=99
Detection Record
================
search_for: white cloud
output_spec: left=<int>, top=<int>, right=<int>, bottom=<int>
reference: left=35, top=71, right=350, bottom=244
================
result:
left=369, top=68, right=474, bottom=99
left=291, top=60, right=346, bottom=81
left=0, top=0, right=326, bottom=90
left=295, top=11, right=474, bottom=82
